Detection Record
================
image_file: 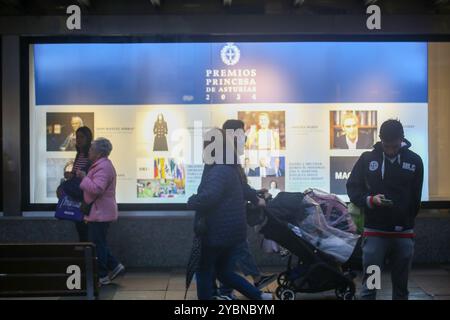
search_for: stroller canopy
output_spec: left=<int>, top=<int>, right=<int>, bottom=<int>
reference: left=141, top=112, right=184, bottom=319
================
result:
left=266, top=192, right=360, bottom=263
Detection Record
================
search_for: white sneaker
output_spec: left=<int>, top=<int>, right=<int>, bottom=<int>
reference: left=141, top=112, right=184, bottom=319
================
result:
left=261, top=292, right=273, bottom=300
left=99, top=276, right=111, bottom=286
left=110, top=263, right=125, bottom=281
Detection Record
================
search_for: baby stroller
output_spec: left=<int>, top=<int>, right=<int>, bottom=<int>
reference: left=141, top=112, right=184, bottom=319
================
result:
left=248, top=191, right=362, bottom=300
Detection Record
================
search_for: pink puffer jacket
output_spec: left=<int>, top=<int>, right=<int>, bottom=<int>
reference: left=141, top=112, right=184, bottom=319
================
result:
left=80, top=157, right=118, bottom=222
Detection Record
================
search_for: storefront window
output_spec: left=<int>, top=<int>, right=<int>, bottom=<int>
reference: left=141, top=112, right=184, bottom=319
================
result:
left=26, top=40, right=450, bottom=208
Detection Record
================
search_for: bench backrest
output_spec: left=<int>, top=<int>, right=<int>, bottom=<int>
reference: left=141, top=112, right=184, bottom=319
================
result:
left=0, top=243, right=98, bottom=299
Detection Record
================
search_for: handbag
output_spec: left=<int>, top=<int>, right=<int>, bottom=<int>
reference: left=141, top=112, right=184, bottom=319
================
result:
left=54, top=193, right=84, bottom=222
left=56, top=174, right=112, bottom=219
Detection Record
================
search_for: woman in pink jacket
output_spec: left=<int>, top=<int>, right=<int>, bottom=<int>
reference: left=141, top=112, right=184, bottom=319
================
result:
left=76, top=137, right=125, bottom=286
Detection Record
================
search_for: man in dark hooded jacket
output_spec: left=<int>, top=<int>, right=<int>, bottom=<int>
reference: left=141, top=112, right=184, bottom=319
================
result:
left=346, top=119, right=424, bottom=300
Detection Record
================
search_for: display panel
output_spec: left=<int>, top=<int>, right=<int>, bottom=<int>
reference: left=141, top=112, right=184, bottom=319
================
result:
left=29, top=42, right=429, bottom=204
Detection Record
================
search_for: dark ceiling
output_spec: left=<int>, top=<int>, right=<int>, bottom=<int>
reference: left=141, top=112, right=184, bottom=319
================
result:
left=0, top=0, right=449, bottom=16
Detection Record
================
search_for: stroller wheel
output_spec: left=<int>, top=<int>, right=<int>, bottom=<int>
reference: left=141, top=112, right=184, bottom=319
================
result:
left=336, top=285, right=356, bottom=300
left=275, top=286, right=283, bottom=300
left=275, top=286, right=291, bottom=300
left=277, top=272, right=289, bottom=286
left=280, top=289, right=296, bottom=301
left=335, top=288, right=345, bottom=300
left=343, top=291, right=356, bottom=300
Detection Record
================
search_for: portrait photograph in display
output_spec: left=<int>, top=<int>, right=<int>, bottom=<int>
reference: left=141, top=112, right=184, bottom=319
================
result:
left=238, top=111, right=286, bottom=151
left=330, top=110, right=377, bottom=150
left=247, top=154, right=285, bottom=178
left=262, top=176, right=285, bottom=199
left=270, top=156, right=285, bottom=177
left=46, top=113, right=94, bottom=152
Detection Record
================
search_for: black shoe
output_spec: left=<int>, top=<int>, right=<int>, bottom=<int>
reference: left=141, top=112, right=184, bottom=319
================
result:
left=254, top=274, right=277, bottom=289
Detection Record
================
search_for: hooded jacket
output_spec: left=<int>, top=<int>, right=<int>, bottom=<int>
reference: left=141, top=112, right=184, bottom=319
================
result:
left=187, top=164, right=259, bottom=247
left=346, top=139, right=424, bottom=232
left=80, top=157, right=118, bottom=222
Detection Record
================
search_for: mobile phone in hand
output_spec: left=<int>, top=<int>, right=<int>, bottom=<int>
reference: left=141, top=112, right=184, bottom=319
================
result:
left=380, top=198, right=394, bottom=207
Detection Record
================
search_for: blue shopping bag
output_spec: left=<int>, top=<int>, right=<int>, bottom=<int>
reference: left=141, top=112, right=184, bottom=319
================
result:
left=54, top=194, right=84, bottom=222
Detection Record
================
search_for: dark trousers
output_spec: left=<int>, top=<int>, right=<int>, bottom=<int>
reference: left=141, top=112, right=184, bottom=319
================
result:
left=88, top=222, right=119, bottom=278
left=75, top=221, right=89, bottom=242
left=196, top=242, right=262, bottom=300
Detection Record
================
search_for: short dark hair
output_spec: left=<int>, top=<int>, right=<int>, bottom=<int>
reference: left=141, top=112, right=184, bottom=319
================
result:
left=379, top=119, right=404, bottom=142
left=222, top=119, right=245, bottom=131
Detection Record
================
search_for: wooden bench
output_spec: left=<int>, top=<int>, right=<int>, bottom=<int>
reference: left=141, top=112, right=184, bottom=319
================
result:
left=0, top=243, right=98, bottom=299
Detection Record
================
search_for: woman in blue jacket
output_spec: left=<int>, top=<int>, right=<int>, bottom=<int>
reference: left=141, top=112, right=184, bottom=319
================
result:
left=188, top=126, right=272, bottom=300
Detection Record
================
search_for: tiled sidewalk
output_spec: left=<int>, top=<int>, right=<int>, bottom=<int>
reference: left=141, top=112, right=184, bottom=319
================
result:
left=93, top=265, right=450, bottom=300
left=3, top=265, right=449, bottom=300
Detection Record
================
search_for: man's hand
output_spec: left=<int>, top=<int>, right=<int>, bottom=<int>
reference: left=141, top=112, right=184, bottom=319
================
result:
left=373, top=194, right=389, bottom=207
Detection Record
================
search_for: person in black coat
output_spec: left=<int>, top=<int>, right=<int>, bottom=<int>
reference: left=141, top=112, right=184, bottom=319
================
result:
left=346, top=119, right=424, bottom=300
left=188, top=125, right=272, bottom=300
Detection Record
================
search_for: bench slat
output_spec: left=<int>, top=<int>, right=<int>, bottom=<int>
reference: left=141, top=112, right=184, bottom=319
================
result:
left=0, top=243, right=98, bottom=299
left=0, top=275, right=89, bottom=291
left=0, top=243, right=95, bottom=258
left=0, top=259, right=87, bottom=273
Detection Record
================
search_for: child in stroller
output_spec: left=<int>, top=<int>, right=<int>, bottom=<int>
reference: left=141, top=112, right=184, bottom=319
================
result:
left=248, top=190, right=362, bottom=300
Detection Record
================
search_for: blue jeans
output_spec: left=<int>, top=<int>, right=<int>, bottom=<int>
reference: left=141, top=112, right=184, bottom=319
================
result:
left=218, top=240, right=261, bottom=296
left=360, top=236, right=415, bottom=300
left=196, top=242, right=263, bottom=300
left=88, top=222, right=120, bottom=278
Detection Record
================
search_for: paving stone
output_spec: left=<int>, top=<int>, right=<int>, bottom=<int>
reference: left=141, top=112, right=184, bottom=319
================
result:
left=411, top=275, right=450, bottom=295
left=433, top=295, right=450, bottom=300
left=410, top=268, right=450, bottom=276
left=5, top=267, right=446, bottom=300
left=122, top=272, right=170, bottom=279
left=165, top=290, right=197, bottom=300
left=113, top=290, right=166, bottom=300
left=98, top=284, right=118, bottom=300
left=115, top=276, right=169, bottom=291
left=168, top=276, right=196, bottom=291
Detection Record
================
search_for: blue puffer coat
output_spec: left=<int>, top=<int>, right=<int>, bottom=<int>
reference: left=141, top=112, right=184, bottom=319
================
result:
left=187, top=164, right=258, bottom=248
